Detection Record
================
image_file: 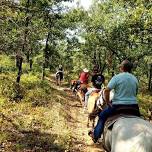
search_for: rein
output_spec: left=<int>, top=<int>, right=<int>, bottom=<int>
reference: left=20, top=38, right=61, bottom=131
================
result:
left=101, top=88, right=106, bottom=103
left=97, top=88, right=106, bottom=110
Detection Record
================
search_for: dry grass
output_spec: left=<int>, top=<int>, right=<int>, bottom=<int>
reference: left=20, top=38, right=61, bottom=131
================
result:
left=0, top=73, right=72, bottom=152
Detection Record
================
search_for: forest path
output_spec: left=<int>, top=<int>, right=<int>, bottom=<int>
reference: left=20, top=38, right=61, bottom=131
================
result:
left=46, top=75, right=105, bottom=152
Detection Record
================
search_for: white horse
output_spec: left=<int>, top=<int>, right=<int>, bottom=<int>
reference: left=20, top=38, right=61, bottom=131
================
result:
left=96, top=90, right=152, bottom=152
left=104, top=116, right=152, bottom=152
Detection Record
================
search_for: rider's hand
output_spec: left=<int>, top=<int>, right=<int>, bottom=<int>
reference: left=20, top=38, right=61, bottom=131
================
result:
left=107, top=102, right=112, bottom=107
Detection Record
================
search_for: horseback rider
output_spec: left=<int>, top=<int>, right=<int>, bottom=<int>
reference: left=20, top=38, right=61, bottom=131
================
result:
left=79, top=68, right=89, bottom=84
left=89, top=60, right=140, bottom=143
left=72, top=68, right=89, bottom=93
left=84, top=66, right=105, bottom=109
left=56, top=65, right=63, bottom=85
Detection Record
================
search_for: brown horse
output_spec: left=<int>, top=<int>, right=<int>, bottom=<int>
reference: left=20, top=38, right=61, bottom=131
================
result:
left=76, top=83, right=89, bottom=106
left=70, top=80, right=89, bottom=106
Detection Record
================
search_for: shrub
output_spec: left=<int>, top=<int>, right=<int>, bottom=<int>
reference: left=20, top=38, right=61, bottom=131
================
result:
left=21, top=73, right=41, bottom=90
left=26, top=88, right=50, bottom=106
left=0, top=55, right=16, bottom=73
left=0, top=75, right=26, bottom=101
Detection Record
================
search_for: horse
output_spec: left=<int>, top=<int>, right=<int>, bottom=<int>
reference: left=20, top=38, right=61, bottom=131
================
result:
left=104, top=116, right=152, bottom=152
left=55, top=71, right=63, bottom=86
left=70, top=80, right=88, bottom=106
left=89, top=90, right=152, bottom=152
left=87, top=90, right=101, bottom=128
left=87, top=89, right=114, bottom=128
left=70, top=80, right=78, bottom=94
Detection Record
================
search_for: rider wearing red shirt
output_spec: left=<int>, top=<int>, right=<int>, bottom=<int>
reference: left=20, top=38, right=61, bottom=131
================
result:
left=71, top=68, right=89, bottom=93
left=79, top=68, right=89, bottom=84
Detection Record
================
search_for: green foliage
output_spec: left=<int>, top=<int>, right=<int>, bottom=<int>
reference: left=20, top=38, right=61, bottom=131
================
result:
left=0, top=55, right=16, bottom=72
left=26, top=88, right=50, bottom=106
left=138, top=93, right=152, bottom=118
left=21, top=73, right=41, bottom=89
left=0, top=74, right=26, bottom=101
left=33, top=54, right=43, bottom=71
left=0, top=0, right=152, bottom=150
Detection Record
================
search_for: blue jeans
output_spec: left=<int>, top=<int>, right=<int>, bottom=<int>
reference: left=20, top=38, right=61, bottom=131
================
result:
left=93, top=104, right=140, bottom=140
left=94, top=106, right=115, bottom=139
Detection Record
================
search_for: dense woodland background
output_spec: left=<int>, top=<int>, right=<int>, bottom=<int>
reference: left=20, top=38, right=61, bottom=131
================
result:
left=0, top=0, right=152, bottom=151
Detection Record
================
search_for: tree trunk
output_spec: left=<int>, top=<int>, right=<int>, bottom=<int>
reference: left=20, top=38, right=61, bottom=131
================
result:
left=16, top=0, right=30, bottom=83
left=16, top=55, right=23, bottom=83
left=42, top=62, right=45, bottom=80
left=26, top=50, right=30, bottom=62
left=25, top=0, right=30, bottom=62
left=29, top=59, right=33, bottom=71
left=42, top=31, right=50, bottom=80
left=93, top=49, right=97, bottom=65
left=148, top=64, right=152, bottom=91
left=101, top=62, right=106, bottom=74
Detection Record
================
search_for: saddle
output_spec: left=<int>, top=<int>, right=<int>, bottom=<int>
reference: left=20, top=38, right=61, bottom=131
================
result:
left=105, top=105, right=140, bottom=130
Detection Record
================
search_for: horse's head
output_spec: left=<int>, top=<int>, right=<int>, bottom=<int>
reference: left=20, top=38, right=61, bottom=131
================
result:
left=87, top=91, right=101, bottom=127
left=86, top=89, right=115, bottom=118
left=55, top=72, right=60, bottom=78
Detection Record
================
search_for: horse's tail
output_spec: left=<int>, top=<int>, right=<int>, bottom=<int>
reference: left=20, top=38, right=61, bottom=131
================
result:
left=129, top=131, right=152, bottom=152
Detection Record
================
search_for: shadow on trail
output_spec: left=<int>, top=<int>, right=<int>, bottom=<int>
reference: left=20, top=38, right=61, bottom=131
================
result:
left=0, top=113, right=66, bottom=152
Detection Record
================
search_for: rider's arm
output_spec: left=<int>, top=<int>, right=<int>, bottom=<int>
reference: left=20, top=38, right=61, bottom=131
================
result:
left=104, top=87, right=112, bottom=107
left=104, top=76, right=116, bottom=107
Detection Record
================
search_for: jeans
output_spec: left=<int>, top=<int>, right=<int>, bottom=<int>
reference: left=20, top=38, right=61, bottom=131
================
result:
left=84, top=88, right=97, bottom=107
left=93, top=104, right=140, bottom=140
left=94, top=106, right=115, bottom=139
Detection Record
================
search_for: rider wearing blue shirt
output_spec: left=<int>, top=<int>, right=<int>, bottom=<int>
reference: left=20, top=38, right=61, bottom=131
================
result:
left=108, top=72, right=138, bottom=105
left=89, top=60, right=140, bottom=143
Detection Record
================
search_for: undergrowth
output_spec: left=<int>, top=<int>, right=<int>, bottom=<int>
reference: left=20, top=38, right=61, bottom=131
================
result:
left=0, top=71, right=72, bottom=151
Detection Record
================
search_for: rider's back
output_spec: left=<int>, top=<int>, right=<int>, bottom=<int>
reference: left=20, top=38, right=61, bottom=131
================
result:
left=79, top=72, right=89, bottom=83
left=108, top=72, right=138, bottom=105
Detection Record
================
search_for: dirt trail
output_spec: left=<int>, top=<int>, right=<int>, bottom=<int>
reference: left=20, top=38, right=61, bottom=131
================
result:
left=46, top=76, right=105, bottom=152
left=65, top=92, right=105, bottom=152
